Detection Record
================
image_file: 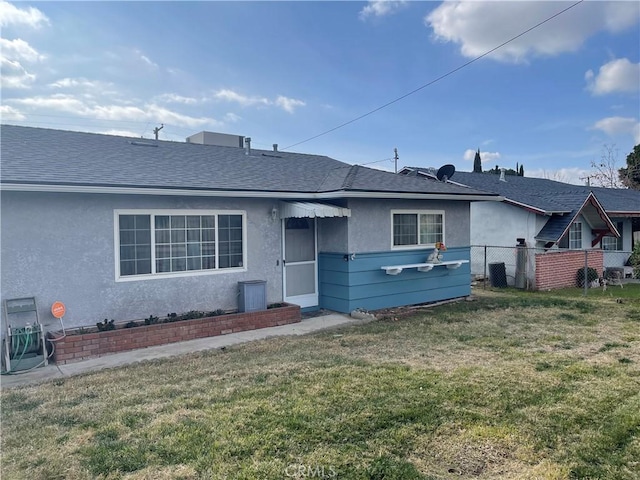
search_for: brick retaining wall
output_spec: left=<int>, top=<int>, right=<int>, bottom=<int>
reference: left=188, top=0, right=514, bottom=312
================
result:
left=51, top=304, right=301, bottom=364
left=535, top=250, right=603, bottom=290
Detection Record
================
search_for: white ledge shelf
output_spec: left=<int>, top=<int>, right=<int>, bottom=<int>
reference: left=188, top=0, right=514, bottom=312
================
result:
left=380, top=260, right=469, bottom=276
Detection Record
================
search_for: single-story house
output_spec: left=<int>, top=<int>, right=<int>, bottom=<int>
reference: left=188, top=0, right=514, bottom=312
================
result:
left=1, top=125, right=500, bottom=333
left=399, top=167, right=640, bottom=287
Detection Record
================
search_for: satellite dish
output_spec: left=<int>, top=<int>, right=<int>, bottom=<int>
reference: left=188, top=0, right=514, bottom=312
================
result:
left=436, top=164, right=455, bottom=182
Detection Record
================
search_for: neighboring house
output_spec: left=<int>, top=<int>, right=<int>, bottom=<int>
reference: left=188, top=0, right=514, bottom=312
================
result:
left=1, top=125, right=500, bottom=332
left=399, top=168, right=640, bottom=287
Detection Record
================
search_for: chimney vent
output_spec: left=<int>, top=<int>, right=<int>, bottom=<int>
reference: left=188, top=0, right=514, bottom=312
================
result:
left=499, top=168, right=506, bottom=182
left=273, top=144, right=278, bottom=152
left=244, top=137, right=252, bottom=155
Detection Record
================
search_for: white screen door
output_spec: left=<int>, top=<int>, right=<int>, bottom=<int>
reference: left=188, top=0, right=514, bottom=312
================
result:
left=283, top=218, right=317, bottom=308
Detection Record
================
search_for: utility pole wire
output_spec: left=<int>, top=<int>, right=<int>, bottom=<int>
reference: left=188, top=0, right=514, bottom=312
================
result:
left=358, top=157, right=394, bottom=166
left=282, top=0, right=585, bottom=151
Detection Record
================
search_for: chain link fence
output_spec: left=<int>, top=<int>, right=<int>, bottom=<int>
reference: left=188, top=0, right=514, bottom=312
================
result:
left=471, top=245, right=636, bottom=294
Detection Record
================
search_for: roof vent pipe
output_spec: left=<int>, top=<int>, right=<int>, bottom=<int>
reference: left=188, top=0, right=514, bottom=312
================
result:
left=499, top=168, right=506, bottom=182
left=273, top=144, right=278, bottom=152
left=244, top=137, right=251, bottom=155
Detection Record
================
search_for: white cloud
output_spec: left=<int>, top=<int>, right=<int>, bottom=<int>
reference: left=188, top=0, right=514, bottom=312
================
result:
left=12, top=94, right=222, bottom=129
left=48, top=77, right=110, bottom=90
left=275, top=95, right=306, bottom=114
left=359, top=1, right=407, bottom=21
left=426, top=1, right=639, bottom=63
left=13, top=94, right=87, bottom=112
left=135, top=49, right=158, bottom=69
left=0, top=0, right=49, bottom=28
left=213, top=89, right=270, bottom=107
left=0, top=104, right=25, bottom=121
left=0, top=38, right=45, bottom=62
left=526, top=167, right=590, bottom=186
left=586, top=58, right=640, bottom=95
left=463, top=149, right=500, bottom=164
left=213, top=89, right=306, bottom=113
left=223, top=112, right=241, bottom=123
left=592, top=116, right=640, bottom=144
left=101, top=129, right=142, bottom=138
left=0, top=57, right=35, bottom=88
left=155, top=93, right=199, bottom=105
left=0, top=38, right=44, bottom=89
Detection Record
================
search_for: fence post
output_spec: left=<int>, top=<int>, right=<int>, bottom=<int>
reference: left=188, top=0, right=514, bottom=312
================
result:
left=483, top=245, right=487, bottom=290
left=583, top=250, right=588, bottom=297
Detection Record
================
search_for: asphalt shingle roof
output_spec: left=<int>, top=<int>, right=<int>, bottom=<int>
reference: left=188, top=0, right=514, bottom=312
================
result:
left=1, top=125, right=496, bottom=198
left=404, top=168, right=640, bottom=214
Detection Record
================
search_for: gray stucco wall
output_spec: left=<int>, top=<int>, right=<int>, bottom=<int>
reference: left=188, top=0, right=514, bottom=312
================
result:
left=1, top=192, right=282, bottom=331
left=471, top=201, right=543, bottom=247
left=343, top=198, right=470, bottom=253
left=317, top=217, right=349, bottom=253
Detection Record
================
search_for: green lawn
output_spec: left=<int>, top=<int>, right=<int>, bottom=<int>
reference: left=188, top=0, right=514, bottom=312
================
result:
left=2, top=288, right=639, bottom=480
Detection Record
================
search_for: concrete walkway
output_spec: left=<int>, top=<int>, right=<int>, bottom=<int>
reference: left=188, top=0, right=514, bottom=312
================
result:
left=1, top=312, right=363, bottom=389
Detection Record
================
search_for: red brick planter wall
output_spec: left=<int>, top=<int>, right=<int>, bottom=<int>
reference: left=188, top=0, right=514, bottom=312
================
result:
left=51, top=304, right=301, bottom=364
left=535, top=250, right=603, bottom=290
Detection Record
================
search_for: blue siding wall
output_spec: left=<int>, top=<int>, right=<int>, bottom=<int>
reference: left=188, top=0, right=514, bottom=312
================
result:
left=318, top=247, right=471, bottom=313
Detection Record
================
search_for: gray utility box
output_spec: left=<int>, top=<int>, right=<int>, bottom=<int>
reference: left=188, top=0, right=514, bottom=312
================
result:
left=238, top=280, right=267, bottom=313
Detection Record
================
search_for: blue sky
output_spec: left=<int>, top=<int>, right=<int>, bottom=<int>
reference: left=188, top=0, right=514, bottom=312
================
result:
left=1, top=1, right=639, bottom=184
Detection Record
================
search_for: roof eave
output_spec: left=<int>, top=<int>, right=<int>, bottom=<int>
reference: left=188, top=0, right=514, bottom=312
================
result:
left=0, top=182, right=503, bottom=201
left=584, top=192, right=620, bottom=237
left=605, top=211, right=640, bottom=217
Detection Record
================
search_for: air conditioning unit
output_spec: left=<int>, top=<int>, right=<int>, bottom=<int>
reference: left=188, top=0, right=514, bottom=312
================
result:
left=237, top=280, right=267, bottom=312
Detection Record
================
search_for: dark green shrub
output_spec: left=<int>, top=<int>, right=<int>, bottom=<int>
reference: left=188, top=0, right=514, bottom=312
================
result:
left=576, top=267, right=599, bottom=287
left=629, top=242, right=640, bottom=279
left=96, top=319, right=115, bottom=331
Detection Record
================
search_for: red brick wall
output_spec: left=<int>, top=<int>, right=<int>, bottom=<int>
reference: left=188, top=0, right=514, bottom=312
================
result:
left=535, top=250, right=603, bottom=290
left=51, top=304, right=300, bottom=364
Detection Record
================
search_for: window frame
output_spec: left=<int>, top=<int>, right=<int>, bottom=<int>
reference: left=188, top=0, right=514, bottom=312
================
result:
left=390, top=209, right=445, bottom=250
left=114, top=209, right=247, bottom=282
left=601, top=221, right=623, bottom=251
left=568, top=221, right=582, bottom=250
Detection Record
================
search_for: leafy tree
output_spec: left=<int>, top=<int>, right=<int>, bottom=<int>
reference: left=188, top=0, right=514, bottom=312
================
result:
left=473, top=149, right=482, bottom=173
left=619, top=144, right=640, bottom=190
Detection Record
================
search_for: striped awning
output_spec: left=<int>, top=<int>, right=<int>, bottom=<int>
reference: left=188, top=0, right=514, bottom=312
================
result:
left=278, top=201, right=351, bottom=219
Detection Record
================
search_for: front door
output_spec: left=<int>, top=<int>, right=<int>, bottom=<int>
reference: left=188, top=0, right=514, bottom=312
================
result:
left=283, top=217, right=318, bottom=308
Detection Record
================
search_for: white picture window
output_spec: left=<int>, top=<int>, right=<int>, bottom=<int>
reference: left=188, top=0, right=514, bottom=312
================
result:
left=116, top=210, right=245, bottom=280
left=392, top=210, right=444, bottom=248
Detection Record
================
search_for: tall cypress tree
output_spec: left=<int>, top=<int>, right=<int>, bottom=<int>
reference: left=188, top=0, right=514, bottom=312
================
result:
left=519, top=164, right=524, bottom=176
left=473, top=149, right=482, bottom=173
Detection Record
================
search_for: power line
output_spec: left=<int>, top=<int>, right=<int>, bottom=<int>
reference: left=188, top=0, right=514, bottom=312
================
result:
left=282, top=0, right=585, bottom=151
left=358, top=157, right=394, bottom=166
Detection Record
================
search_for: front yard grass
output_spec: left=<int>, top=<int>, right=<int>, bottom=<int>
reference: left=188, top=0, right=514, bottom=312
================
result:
left=2, top=288, right=639, bottom=479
